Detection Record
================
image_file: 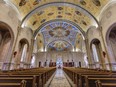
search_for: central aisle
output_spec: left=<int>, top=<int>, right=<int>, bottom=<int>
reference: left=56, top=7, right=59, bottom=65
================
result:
left=49, top=69, right=71, bottom=87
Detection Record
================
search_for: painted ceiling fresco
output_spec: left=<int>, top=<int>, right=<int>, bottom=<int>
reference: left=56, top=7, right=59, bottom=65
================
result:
left=40, top=21, right=79, bottom=47
left=8, top=0, right=109, bottom=32
left=24, top=4, right=97, bottom=32
left=6, top=0, right=111, bottom=51
left=48, top=40, right=72, bottom=51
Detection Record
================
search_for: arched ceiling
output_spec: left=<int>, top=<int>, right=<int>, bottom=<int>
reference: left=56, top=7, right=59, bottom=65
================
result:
left=40, top=21, right=80, bottom=46
left=5, top=0, right=111, bottom=52
left=24, top=4, right=96, bottom=32
left=8, top=0, right=109, bottom=32
left=48, top=40, right=72, bottom=51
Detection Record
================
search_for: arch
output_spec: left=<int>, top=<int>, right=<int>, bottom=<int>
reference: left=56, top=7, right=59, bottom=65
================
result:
left=34, top=19, right=85, bottom=39
left=90, top=38, right=104, bottom=69
left=0, top=21, right=14, bottom=70
left=99, top=0, right=116, bottom=21
left=86, top=26, right=97, bottom=38
left=34, top=20, right=85, bottom=52
left=21, top=2, right=98, bottom=29
left=4, top=0, right=21, bottom=20
left=106, top=23, right=116, bottom=62
left=16, top=38, right=29, bottom=69
left=19, top=38, right=29, bottom=49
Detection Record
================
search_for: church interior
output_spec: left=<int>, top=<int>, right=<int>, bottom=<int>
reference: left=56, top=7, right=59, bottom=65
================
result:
left=0, top=0, right=116, bottom=87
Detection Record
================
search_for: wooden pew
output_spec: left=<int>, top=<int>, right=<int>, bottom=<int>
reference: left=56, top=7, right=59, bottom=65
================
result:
left=0, top=67, right=56, bottom=87
left=63, top=67, right=116, bottom=87
left=0, top=80, right=26, bottom=87
left=0, top=75, right=40, bottom=86
left=96, top=80, right=116, bottom=87
left=0, top=76, right=36, bottom=87
left=79, top=74, right=116, bottom=87
left=84, top=77, right=116, bottom=87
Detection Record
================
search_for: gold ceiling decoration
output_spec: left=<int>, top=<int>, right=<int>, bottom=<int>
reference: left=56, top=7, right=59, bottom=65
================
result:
left=26, top=5, right=93, bottom=32
left=6, top=0, right=110, bottom=51
left=9, top=0, right=109, bottom=32
left=11, top=0, right=108, bottom=19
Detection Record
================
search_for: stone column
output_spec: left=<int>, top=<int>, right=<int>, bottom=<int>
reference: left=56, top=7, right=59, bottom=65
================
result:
left=84, top=37, right=93, bottom=68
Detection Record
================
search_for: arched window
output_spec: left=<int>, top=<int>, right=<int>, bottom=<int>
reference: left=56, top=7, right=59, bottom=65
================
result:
left=20, top=44, right=28, bottom=62
left=16, top=39, right=29, bottom=69
left=92, top=44, right=99, bottom=62
left=90, top=39, right=104, bottom=69
left=30, top=55, right=36, bottom=68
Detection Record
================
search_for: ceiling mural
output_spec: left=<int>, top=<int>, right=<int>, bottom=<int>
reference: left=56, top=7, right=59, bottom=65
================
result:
left=40, top=21, right=79, bottom=46
left=48, top=40, right=72, bottom=51
left=25, top=5, right=96, bottom=32
left=49, top=27, right=70, bottom=38
left=10, top=0, right=108, bottom=19
left=9, top=0, right=109, bottom=32
left=5, top=0, right=111, bottom=51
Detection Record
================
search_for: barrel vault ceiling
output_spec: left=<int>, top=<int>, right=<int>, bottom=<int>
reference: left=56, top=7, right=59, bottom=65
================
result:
left=6, top=0, right=110, bottom=51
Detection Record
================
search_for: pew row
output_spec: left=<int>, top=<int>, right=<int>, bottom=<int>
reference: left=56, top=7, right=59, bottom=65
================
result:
left=0, top=67, right=56, bottom=87
left=0, top=80, right=26, bottom=87
left=63, top=67, right=116, bottom=87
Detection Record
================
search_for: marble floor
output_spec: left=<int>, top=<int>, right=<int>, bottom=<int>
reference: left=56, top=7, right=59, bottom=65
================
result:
left=49, top=69, right=71, bottom=87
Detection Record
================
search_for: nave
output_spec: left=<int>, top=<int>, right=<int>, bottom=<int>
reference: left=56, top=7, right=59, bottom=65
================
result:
left=0, top=0, right=116, bottom=87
